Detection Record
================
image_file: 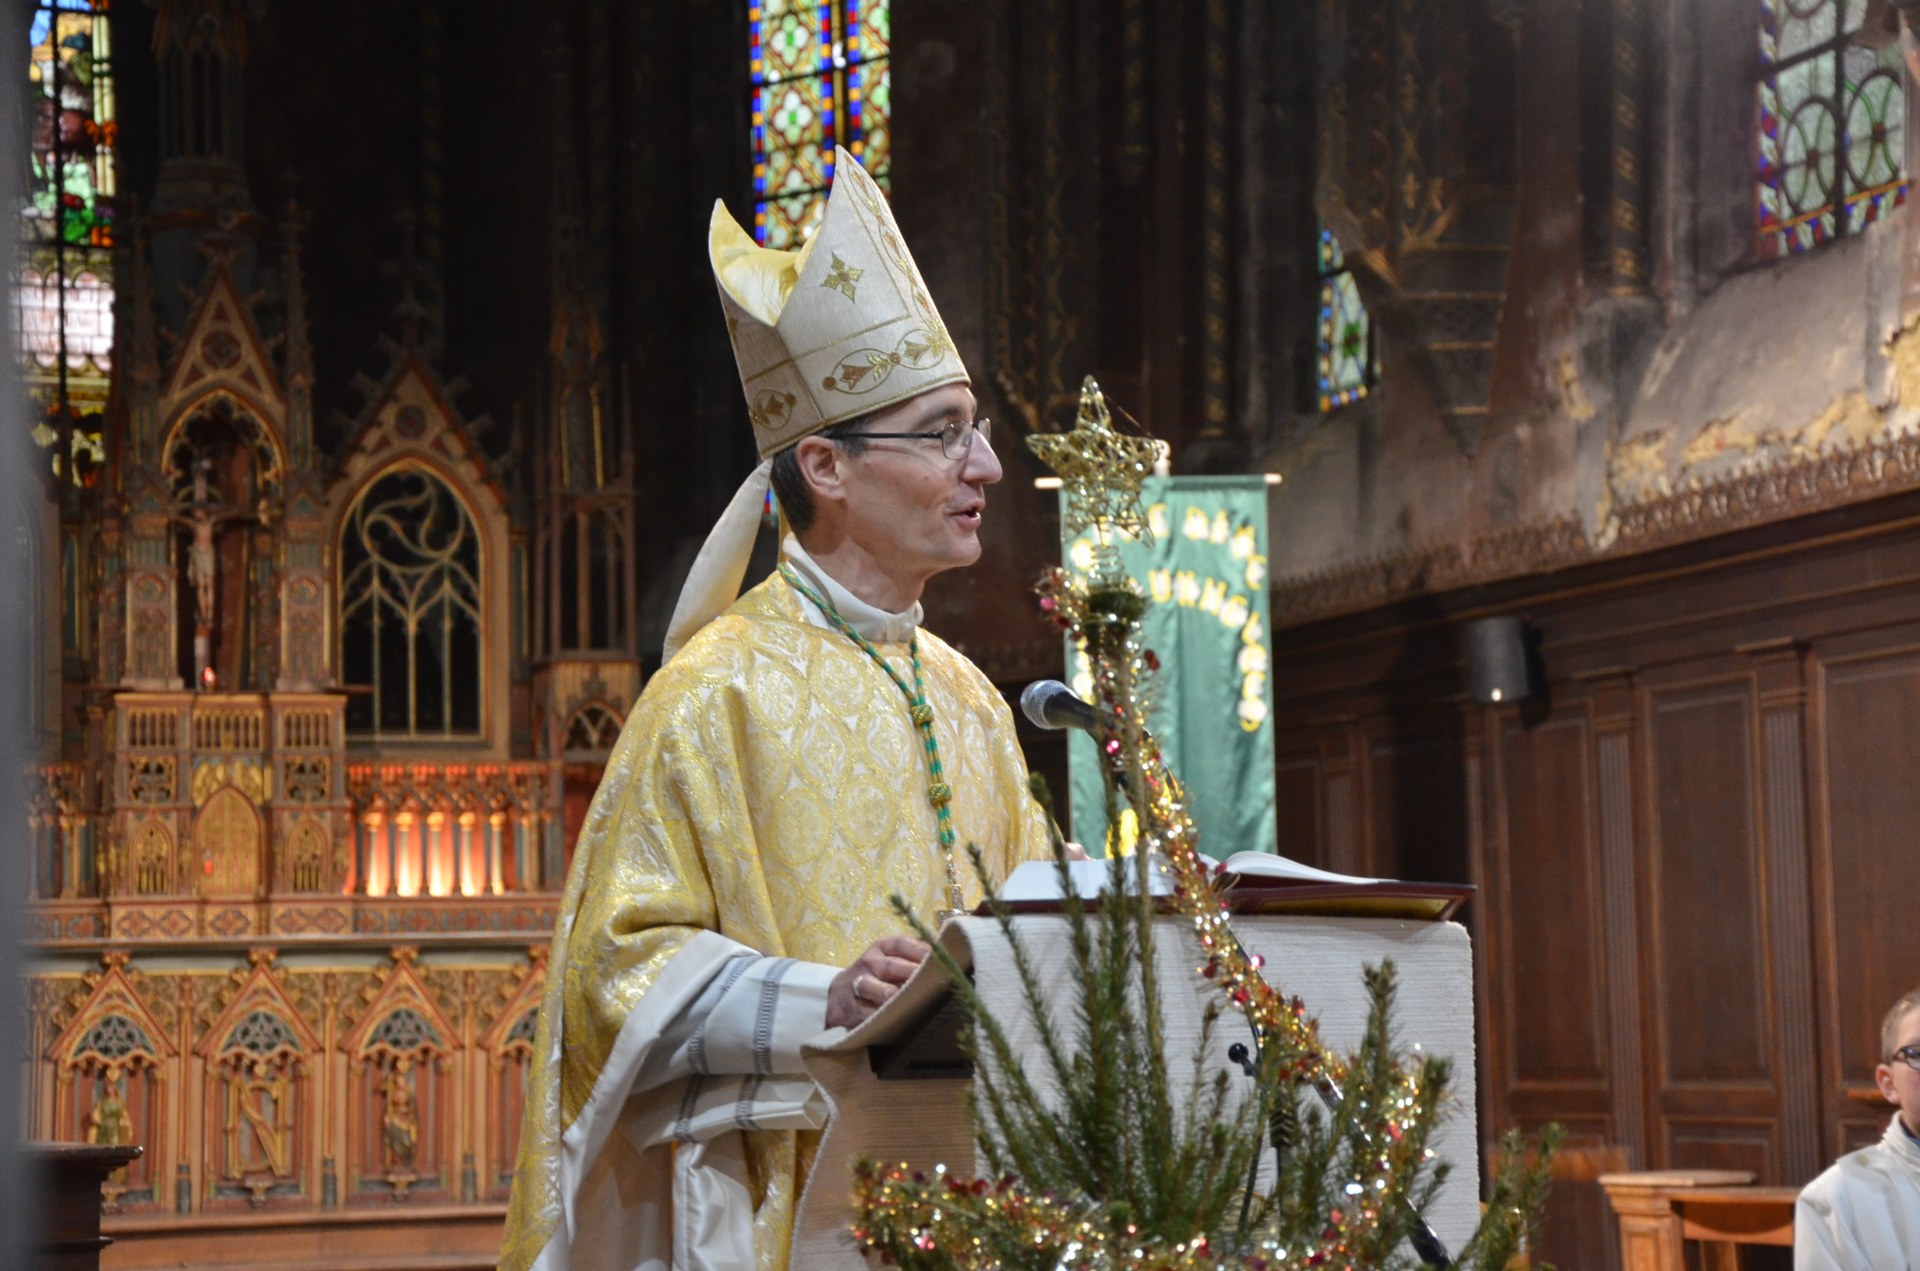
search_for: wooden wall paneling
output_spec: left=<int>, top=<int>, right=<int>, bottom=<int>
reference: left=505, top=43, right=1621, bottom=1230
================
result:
left=1809, top=643, right=1920, bottom=1159
left=1321, top=723, right=1361, bottom=876
left=1490, top=707, right=1611, bottom=1121
left=1271, top=735, right=1324, bottom=865
left=1639, top=674, right=1783, bottom=1179
left=1663, top=1117, right=1778, bottom=1180
left=1363, top=723, right=1471, bottom=885
left=1587, top=671, right=1649, bottom=1171
left=1749, top=642, right=1820, bottom=1184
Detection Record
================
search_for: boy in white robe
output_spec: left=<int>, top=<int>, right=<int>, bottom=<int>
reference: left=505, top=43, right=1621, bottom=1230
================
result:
left=1797, top=987, right=1920, bottom=1268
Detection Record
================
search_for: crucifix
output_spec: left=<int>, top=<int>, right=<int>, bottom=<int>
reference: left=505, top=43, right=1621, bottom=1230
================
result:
left=172, top=456, right=249, bottom=689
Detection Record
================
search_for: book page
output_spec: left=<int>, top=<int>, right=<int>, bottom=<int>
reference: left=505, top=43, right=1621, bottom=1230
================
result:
left=1220, top=853, right=1394, bottom=886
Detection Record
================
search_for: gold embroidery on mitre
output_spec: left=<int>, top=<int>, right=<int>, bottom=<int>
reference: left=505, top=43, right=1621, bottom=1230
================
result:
left=749, top=389, right=798, bottom=432
left=820, top=253, right=863, bottom=301
left=709, top=147, right=969, bottom=458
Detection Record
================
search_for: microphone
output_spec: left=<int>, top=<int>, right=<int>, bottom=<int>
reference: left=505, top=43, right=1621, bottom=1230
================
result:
left=1020, top=680, right=1100, bottom=733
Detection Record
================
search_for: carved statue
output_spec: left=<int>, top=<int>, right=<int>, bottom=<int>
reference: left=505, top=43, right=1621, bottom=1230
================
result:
left=89, top=1063, right=133, bottom=1197
left=227, top=1056, right=292, bottom=1179
left=87, top=1064, right=132, bottom=1147
left=379, top=1055, right=419, bottom=1174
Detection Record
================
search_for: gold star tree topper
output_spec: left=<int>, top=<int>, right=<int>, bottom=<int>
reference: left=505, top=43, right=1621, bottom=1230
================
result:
left=1027, top=376, right=1163, bottom=544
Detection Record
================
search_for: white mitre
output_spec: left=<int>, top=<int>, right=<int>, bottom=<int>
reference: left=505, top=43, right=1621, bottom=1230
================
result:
left=663, top=147, right=969, bottom=660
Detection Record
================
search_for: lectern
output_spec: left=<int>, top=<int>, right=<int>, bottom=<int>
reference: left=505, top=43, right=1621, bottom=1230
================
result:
left=794, top=910, right=1481, bottom=1268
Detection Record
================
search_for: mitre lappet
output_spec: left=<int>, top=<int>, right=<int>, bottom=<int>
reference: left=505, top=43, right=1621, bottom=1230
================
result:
left=663, top=145, right=970, bottom=661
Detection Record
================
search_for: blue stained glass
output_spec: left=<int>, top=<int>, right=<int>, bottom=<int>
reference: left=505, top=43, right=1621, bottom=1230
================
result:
left=747, top=0, right=890, bottom=245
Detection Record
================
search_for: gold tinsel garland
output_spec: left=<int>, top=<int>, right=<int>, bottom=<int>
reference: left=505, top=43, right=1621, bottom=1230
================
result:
left=848, top=378, right=1462, bottom=1269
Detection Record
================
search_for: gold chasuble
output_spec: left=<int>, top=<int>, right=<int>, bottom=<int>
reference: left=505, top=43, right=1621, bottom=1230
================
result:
left=504, top=574, right=1048, bottom=1271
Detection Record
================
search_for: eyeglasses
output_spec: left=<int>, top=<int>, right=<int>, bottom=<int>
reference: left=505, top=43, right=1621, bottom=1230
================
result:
left=855, top=417, right=992, bottom=461
left=1890, top=1046, right=1920, bottom=1072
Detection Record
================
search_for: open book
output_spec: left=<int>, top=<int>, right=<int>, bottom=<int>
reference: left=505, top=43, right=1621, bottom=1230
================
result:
left=991, top=854, right=1469, bottom=921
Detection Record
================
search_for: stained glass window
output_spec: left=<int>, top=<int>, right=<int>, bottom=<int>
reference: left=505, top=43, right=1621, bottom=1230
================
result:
left=1756, top=0, right=1907, bottom=257
left=749, top=0, right=890, bottom=249
left=21, top=0, right=115, bottom=482
left=1316, top=227, right=1373, bottom=412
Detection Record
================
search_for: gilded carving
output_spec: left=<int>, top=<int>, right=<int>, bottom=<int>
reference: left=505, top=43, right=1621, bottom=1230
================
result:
left=128, top=756, right=176, bottom=804
left=379, top=1054, right=421, bottom=1173
left=283, top=756, right=329, bottom=802
left=196, top=787, right=261, bottom=898
left=227, top=1056, right=294, bottom=1178
left=192, top=758, right=227, bottom=806
left=133, top=819, right=173, bottom=895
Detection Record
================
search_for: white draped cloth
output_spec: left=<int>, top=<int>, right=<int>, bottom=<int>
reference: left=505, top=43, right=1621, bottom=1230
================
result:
left=1796, top=1114, right=1920, bottom=1269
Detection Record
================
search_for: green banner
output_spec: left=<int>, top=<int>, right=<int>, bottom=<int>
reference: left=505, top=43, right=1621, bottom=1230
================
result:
left=1063, top=476, right=1276, bottom=860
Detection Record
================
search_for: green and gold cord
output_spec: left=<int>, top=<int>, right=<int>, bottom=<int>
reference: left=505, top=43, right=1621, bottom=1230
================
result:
left=779, top=563, right=967, bottom=920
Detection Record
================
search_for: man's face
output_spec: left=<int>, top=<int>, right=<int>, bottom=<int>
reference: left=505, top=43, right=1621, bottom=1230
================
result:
left=1877, top=1005, right=1920, bottom=1136
left=838, top=383, right=1002, bottom=583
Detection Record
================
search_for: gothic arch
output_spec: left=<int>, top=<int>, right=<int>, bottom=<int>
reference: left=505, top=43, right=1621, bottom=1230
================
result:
left=285, top=816, right=329, bottom=893
left=132, top=817, right=173, bottom=895
left=159, top=386, right=287, bottom=486
left=335, top=461, right=489, bottom=742
left=328, top=359, right=514, bottom=755
left=195, top=786, right=261, bottom=898
left=561, top=701, right=623, bottom=757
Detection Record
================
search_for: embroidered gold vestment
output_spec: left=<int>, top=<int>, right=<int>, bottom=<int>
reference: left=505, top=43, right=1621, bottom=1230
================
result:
left=503, top=574, right=1048, bottom=1271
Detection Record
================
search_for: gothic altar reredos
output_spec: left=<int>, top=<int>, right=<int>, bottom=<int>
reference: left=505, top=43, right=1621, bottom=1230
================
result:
left=21, top=4, right=642, bottom=1254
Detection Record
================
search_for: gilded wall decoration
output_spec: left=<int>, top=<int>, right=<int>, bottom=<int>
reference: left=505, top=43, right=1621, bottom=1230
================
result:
left=196, top=786, right=262, bottom=898
left=286, top=817, right=328, bottom=892
left=132, top=818, right=173, bottom=895
left=127, top=756, right=175, bottom=804
left=345, top=949, right=457, bottom=1201
left=46, top=957, right=178, bottom=1214
left=28, top=944, right=546, bottom=1228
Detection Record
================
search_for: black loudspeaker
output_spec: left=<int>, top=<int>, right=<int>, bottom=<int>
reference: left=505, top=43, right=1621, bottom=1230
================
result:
left=1466, top=616, right=1531, bottom=705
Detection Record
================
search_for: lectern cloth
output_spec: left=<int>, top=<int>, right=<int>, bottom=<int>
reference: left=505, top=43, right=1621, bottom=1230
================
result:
left=501, top=570, right=1047, bottom=1271
left=793, top=914, right=1482, bottom=1267
left=1795, top=1115, right=1920, bottom=1269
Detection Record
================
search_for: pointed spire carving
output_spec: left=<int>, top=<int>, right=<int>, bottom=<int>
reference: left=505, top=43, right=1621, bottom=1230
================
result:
left=281, top=198, right=314, bottom=466
left=385, top=209, right=443, bottom=366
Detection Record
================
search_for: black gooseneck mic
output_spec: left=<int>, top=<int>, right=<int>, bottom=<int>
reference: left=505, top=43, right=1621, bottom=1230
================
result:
left=1019, top=679, right=1100, bottom=733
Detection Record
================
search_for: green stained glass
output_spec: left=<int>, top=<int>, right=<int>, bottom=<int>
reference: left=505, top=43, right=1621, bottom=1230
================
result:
left=858, top=63, right=890, bottom=173
left=759, top=191, right=828, bottom=251
left=748, top=0, right=890, bottom=245
left=758, top=12, right=816, bottom=84
left=856, top=1, right=889, bottom=59
left=761, top=141, right=828, bottom=198
left=1756, top=0, right=1906, bottom=257
left=765, top=78, right=827, bottom=147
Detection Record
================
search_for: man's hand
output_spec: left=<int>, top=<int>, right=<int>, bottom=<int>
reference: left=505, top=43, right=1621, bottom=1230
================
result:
left=826, top=934, right=929, bottom=1029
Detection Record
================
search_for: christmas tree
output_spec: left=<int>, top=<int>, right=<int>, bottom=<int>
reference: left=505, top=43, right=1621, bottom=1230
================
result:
left=851, top=379, right=1557, bottom=1270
